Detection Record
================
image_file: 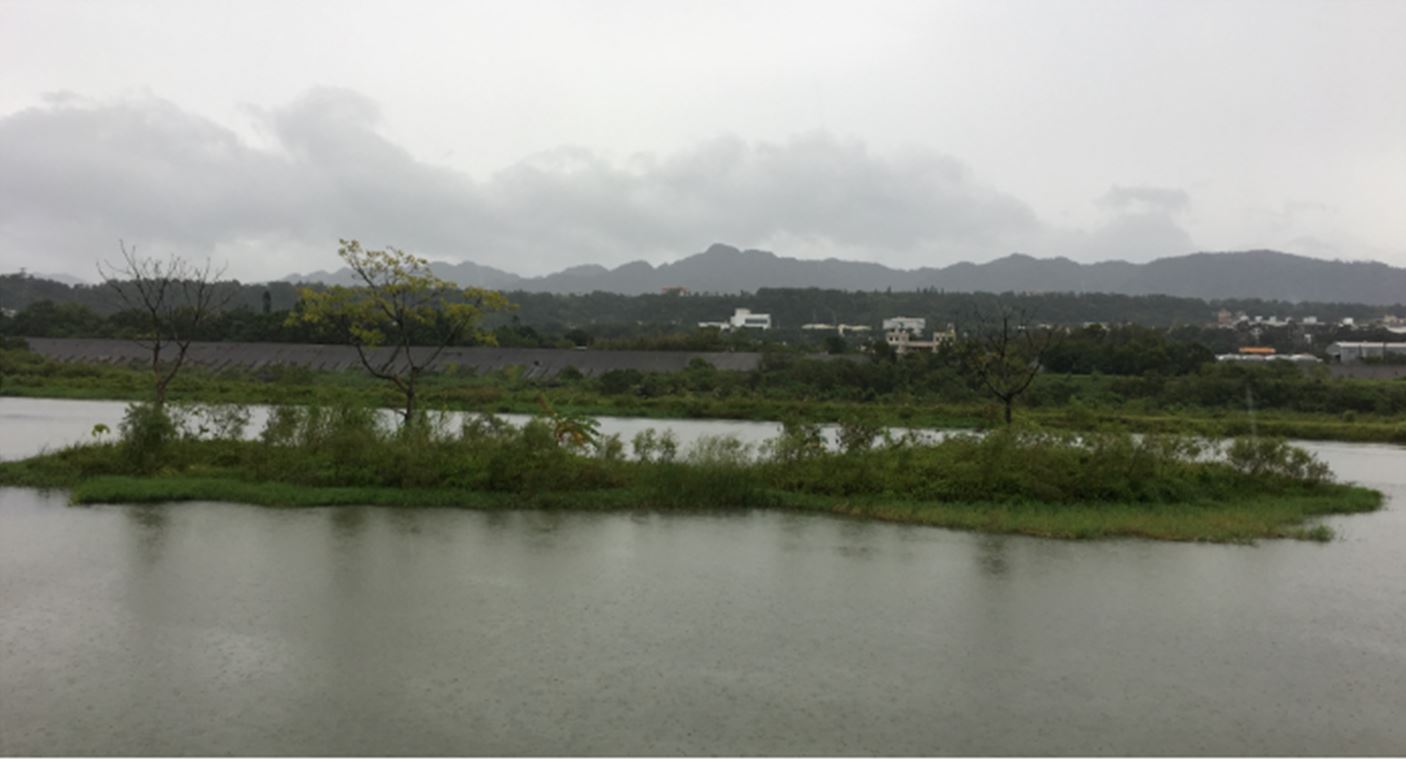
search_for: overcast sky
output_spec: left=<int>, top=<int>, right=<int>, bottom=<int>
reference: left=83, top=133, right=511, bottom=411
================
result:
left=1, top=0, right=1403, bottom=282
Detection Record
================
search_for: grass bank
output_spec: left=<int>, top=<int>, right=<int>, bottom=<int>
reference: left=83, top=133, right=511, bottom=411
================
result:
left=55, top=475, right=1378, bottom=543
left=4, top=345, right=1405, bottom=443
left=0, top=401, right=1382, bottom=544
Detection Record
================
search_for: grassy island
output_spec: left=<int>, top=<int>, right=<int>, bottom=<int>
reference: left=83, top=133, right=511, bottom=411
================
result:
left=0, top=399, right=1381, bottom=543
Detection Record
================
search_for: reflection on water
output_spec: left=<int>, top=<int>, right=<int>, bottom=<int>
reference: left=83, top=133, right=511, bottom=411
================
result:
left=125, top=504, right=170, bottom=567
left=977, top=535, right=1010, bottom=577
left=385, top=506, right=424, bottom=536
left=329, top=504, right=368, bottom=539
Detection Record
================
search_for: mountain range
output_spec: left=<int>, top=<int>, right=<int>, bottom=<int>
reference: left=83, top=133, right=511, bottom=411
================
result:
left=285, top=244, right=1406, bottom=306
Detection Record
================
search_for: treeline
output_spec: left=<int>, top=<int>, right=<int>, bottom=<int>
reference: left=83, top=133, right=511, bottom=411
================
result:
left=0, top=300, right=1400, bottom=385
left=0, top=274, right=305, bottom=315
left=576, top=351, right=1406, bottom=417
left=497, top=288, right=1403, bottom=332
left=4, top=272, right=1402, bottom=331
left=0, top=298, right=784, bottom=353
left=4, top=295, right=1399, bottom=375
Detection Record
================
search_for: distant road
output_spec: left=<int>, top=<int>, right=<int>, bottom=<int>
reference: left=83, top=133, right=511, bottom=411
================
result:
left=20, top=337, right=855, bottom=378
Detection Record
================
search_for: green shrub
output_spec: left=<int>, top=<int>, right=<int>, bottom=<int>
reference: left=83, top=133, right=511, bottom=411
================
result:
left=461, top=413, right=516, bottom=444
left=639, top=434, right=771, bottom=508
left=631, top=428, right=678, bottom=463
left=598, top=368, right=643, bottom=395
left=765, top=420, right=826, bottom=462
left=836, top=416, right=882, bottom=454
left=1224, top=437, right=1332, bottom=485
left=686, top=435, right=754, bottom=467
left=119, top=402, right=177, bottom=473
left=260, top=405, right=303, bottom=447
left=171, top=402, right=252, bottom=441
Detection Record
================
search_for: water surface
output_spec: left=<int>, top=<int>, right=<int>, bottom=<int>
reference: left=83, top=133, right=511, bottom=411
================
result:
left=1, top=398, right=1403, bottom=755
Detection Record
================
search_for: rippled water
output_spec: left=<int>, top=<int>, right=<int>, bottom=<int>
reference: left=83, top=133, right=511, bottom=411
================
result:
left=1, top=398, right=1403, bottom=755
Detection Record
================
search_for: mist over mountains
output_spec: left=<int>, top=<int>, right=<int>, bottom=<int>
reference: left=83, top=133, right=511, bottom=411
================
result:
left=286, top=245, right=1406, bottom=306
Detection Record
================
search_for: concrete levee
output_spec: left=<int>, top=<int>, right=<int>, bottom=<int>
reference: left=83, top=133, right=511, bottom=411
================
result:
left=19, top=337, right=787, bottom=378
left=1329, top=364, right=1406, bottom=381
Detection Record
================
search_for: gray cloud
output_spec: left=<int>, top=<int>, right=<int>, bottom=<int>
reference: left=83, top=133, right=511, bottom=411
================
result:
left=1098, top=185, right=1191, bottom=215
left=1068, top=212, right=1197, bottom=262
left=0, top=89, right=1192, bottom=280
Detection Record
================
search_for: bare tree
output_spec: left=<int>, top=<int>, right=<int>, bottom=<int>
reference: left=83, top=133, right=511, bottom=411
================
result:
left=960, top=304, right=1058, bottom=426
left=98, top=242, right=231, bottom=407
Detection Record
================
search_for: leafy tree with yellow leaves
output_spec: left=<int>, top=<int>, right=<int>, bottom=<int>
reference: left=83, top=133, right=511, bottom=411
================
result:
left=292, top=240, right=510, bottom=427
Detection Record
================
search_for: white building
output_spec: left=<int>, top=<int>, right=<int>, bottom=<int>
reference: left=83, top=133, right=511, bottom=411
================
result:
left=1325, top=341, right=1406, bottom=364
left=730, top=308, right=771, bottom=330
left=885, top=324, right=956, bottom=355
left=882, top=316, right=926, bottom=334
left=1216, top=353, right=1321, bottom=364
left=700, top=307, right=772, bottom=331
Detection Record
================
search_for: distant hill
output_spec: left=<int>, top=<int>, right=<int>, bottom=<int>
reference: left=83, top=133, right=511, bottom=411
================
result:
left=286, top=244, right=1406, bottom=304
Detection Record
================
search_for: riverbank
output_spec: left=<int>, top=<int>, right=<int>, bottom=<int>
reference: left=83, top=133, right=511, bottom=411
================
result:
left=4, top=345, right=1405, bottom=444
left=4, top=376, right=1403, bottom=444
left=0, top=407, right=1381, bottom=543
left=41, top=476, right=1377, bottom=543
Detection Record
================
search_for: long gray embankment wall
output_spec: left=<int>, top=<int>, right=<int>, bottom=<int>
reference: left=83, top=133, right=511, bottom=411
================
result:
left=1329, top=364, right=1406, bottom=381
left=21, top=337, right=855, bottom=379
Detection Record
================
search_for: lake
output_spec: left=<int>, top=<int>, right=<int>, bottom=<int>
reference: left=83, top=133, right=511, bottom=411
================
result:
left=1, top=397, right=1403, bottom=755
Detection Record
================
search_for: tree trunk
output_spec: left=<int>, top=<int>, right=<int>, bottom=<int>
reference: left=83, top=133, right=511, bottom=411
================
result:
left=403, top=380, right=417, bottom=428
left=1004, top=397, right=1013, bottom=426
left=152, top=348, right=165, bottom=407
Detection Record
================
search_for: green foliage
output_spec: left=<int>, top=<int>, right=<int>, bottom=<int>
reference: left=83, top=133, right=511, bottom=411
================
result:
left=5, top=329, right=1406, bottom=446
left=118, top=402, right=177, bottom=473
left=170, top=402, right=252, bottom=441
left=685, top=434, right=755, bottom=467
left=631, top=428, right=679, bottom=463
left=1043, top=324, right=1215, bottom=376
left=288, top=239, right=511, bottom=424
left=0, top=394, right=1380, bottom=542
left=8, top=266, right=1403, bottom=343
left=765, top=419, right=826, bottom=463
left=537, top=396, right=601, bottom=450
left=595, top=433, right=626, bottom=462
left=598, top=368, right=644, bottom=395
left=1224, top=437, right=1332, bottom=485
left=760, top=427, right=1326, bottom=508
left=638, top=434, right=774, bottom=509
left=837, top=415, right=883, bottom=453
left=291, top=241, right=509, bottom=351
